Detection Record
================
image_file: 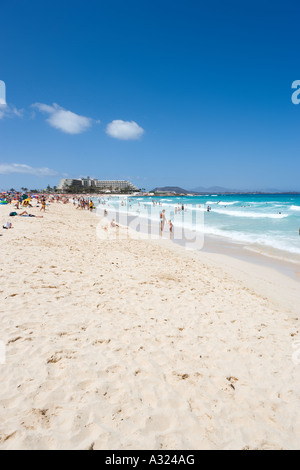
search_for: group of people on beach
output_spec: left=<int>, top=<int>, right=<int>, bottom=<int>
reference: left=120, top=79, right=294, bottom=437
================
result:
left=0, top=191, right=219, bottom=240
left=74, top=197, right=95, bottom=212
left=160, top=210, right=173, bottom=237
left=0, top=191, right=72, bottom=231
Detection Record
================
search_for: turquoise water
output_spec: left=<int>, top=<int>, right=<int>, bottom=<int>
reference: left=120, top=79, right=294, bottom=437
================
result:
left=96, top=194, right=300, bottom=261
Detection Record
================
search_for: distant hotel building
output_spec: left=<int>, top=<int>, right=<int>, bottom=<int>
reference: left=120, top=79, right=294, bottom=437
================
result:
left=57, top=177, right=140, bottom=193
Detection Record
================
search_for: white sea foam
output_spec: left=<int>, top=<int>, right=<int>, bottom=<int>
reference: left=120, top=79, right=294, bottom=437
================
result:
left=217, top=201, right=239, bottom=206
left=203, top=226, right=300, bottom=254
left=212, top=208, right=289, bottom=219
left=96, top=196, right=300, bottom=257
left=205, top=200, right=239, bottom=206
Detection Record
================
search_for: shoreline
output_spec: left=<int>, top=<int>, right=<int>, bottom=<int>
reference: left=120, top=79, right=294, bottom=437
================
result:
left=97, top=204, right=300, bottom=282
left=1, top=201, right=300, bottom=449
left=195, top=233, right=300, bottom=282
left=97, top=211, right=300, bottom=317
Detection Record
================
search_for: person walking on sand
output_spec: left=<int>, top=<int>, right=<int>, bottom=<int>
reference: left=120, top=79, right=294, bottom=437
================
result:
left=40, top=197, right=46, bottom=212
left=169, top=219, right=173, bottom=239
left=160, top=209, right=166, bottom=233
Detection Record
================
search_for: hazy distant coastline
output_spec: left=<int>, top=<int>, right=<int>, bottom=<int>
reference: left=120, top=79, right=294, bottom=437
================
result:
left=151, top=186, right=300, bottom=195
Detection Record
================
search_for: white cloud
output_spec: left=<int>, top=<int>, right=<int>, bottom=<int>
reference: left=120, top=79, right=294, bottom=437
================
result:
left=0, top=80, right=6, bottom=106
left=106, top=120, right=144, bottom=140
left=0, top=163, right=58, bottom=177
left=0, top=104, right=23, bottom=120
left=0, top=105, right=7, bottom=119
left=32, top=103, right=93, bottom=134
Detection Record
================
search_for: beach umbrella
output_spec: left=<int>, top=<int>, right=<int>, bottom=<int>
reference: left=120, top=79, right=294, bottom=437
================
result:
left=22, top=198, right=31, bottom=206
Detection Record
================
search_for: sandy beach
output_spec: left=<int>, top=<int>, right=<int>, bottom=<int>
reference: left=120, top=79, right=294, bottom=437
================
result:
left=1, top=201, right=300, bottom=450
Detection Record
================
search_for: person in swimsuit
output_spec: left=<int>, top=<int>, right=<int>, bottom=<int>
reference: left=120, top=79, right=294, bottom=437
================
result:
left=40, top=197, right=46, bottom=212
left=3, top=221, right=12, bottom=229
left=169, top=220, right=173, bottom=239
left=160, top=210, right=166, bottom=233
left=10, top=211, right=43, bottom=218
left=110, top=219, right=119, bottom=228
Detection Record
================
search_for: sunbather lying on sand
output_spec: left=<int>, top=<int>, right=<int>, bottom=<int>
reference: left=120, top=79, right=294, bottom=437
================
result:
left=110, top=219, right=119, bottom=228
left=9, top=211, right=43, bottom=218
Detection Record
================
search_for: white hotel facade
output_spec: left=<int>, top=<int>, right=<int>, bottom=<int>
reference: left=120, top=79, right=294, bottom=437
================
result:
left=57, top=177, right=140, bottom=192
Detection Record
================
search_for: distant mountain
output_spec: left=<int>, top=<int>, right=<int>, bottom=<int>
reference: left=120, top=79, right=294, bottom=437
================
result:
left=189, top=186, right=297, bottom=194
left=151, top=186, right=191, bottom=194
left=152, top=185, right=240, bottom=194
left=151, top=186, right=300, bottom=195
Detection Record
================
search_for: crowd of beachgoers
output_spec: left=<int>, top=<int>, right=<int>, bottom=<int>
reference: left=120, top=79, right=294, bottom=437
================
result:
left=0, top=191, right=99, bottom=232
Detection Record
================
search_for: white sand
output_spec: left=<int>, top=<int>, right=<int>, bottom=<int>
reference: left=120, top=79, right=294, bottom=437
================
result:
left=0, top=202, right=300, bottom=450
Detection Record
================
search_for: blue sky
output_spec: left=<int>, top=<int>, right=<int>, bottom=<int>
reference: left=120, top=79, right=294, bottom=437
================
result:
left=1, top=0, right=300, bottom=191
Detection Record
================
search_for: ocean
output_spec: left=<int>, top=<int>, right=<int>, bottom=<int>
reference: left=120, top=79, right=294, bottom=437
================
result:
left=95, top=194, right=300, bottom=264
